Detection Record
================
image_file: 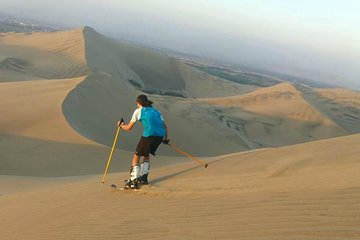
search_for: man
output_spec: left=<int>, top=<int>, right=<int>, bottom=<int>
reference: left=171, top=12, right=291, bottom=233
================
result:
left=118, top=94, right=169, bottom=189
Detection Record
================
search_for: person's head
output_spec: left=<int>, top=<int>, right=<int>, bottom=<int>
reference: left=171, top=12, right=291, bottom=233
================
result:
left=136, top=94, right=153, bottom=107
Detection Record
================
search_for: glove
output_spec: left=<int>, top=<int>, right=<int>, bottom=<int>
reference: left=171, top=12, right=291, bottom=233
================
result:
left=162, top=139, right=170, bottom=145
left=117, top=118, right=125, bottom=127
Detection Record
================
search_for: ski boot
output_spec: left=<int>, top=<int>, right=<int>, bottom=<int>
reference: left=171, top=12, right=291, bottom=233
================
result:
left=124, top=178, right=139, bottom=189
left=139, top=161, right=150, bottom=185
left=139, top=174, right=149, bottom=185
left=124, top=165, right=140, bottom=189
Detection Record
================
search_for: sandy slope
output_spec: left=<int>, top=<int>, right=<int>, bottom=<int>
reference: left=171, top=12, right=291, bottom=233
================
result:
left=0, top=77, right=95, bottom=144
left=203, top=83, right=337, bottom=123
left=315, top=88, right=360, bottom=108
left=200, top=83, right=348, bottom=148
left=0, top=28, right=89, bottom=81
left=296, top=85, right=360, bottom=134
left=0, top=134, right=359, bottom=240
left=313, top=88, right=360, bottom=133
left=179, top=63, right=258, bottom=98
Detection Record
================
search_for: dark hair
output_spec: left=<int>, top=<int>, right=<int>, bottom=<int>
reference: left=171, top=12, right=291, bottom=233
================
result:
left=136, top=94, right=153, bottom=106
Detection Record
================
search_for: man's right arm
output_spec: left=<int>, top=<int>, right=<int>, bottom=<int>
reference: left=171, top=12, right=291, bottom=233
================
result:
left=118, top=109, right=140, bottom=131
left=119, top=121, right=135, bottom=131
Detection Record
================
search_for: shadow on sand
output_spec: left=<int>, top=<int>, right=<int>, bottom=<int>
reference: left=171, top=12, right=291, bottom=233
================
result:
left=150, top=165, right=202, bottom=185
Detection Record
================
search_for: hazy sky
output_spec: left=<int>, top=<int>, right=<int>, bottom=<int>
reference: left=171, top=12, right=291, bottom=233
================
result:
left=1, top=0, right=359, bottom=88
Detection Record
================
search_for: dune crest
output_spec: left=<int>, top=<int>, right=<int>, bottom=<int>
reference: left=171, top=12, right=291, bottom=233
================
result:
left=298, top=85, right=360, bottom=133
left=198, top=82, right=347, bottom=148
left=315, top=88, right=360, bottom=108
left=203, top=82, right=337, bottom=123
left=0, top=28, right=89, bottom=81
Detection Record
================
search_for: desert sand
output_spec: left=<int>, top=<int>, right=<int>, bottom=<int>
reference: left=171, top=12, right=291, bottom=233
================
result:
left=1, top=27, right=360, bottom=239
left=1, top=134, right=360, bottom=239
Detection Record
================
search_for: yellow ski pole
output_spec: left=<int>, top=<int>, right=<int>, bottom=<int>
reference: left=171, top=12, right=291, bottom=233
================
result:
left=101, top=119, right=124, bottom=184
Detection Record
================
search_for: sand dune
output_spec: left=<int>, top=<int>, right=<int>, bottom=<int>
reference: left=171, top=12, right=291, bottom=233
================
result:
left=203, top=83, right=337, bottom=123
left=315, top=88, right=360, bottom=108
left=1, top=134, right=359, bottom=239
left=81, top=27, right=252, bottom=98
left=0, top=28, right=89, bottom=81
left=296, top=85, right=360, bottom=134
left=0, top=77, right=95, bottom=144
left=61, top=27, right=262, bottom=155
left=1, top=27, right=359, bottom=176
left=199, top=82, right=347, bottom=148
left=62, top=28, right=353, bottom=155
left=312, top=88, right=360, bottom=133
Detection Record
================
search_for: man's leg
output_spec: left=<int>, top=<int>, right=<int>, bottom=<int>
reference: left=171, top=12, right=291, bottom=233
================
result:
left=140, top=136, right=162, bottom=184
left=126, top=137, right=148, bottom=189
left=140, top=156, right=150, bottom=184
left=130, top=153, right=140, bottom=181
left=132, top=154, right=140, bottom=166
left=126, top=154, right=141, bottom=189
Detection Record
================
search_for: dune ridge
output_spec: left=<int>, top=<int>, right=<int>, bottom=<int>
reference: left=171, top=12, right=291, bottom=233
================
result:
left=0, top=28, right=89, bottom=81
left=198, top=82, right=347, bottom=149
left=315, top=88, right=360, bottom=108
left=298, top=85, right=360, bottom=133
left=203, top=82, right=339, bottom=124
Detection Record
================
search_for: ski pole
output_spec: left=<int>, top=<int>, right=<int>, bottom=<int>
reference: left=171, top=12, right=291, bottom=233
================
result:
left=101, top=118, right=124, bottom=184
left=167, top=143, right=208, bottom=168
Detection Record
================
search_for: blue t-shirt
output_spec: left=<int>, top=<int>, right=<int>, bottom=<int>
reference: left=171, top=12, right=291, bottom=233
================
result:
left=130, top=107, right=165, bottom=137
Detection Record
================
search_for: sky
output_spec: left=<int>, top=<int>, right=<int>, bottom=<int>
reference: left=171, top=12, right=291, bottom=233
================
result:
left=1, top=0, right=359, bottom=89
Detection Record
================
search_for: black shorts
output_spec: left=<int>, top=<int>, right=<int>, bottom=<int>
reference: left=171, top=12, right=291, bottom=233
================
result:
left=135, top=136, right=163, bottom=157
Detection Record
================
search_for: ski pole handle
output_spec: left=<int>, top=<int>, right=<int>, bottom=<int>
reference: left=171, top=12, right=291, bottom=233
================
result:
left=117, top=118, right=125, bottom=127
